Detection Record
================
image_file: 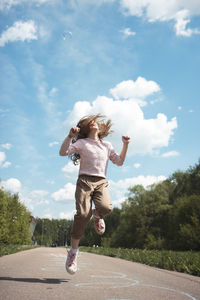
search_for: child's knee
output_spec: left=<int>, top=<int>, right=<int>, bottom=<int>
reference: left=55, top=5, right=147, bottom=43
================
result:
left=75, top=210, right=91, bottom=221
left=98, top=204, right=112, bottom=218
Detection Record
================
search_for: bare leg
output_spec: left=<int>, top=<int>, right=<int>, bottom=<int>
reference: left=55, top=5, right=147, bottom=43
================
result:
left=72, top=238, right=80, bottom=250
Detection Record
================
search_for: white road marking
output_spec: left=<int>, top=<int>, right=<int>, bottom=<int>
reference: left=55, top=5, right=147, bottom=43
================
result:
left=74, top=269, right=197, bottom=299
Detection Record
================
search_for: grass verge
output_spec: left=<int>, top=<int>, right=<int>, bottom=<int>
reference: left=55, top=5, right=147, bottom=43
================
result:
left=79, top=246, right=200, bottom=277
left=0, top=244, right=39, bottom=257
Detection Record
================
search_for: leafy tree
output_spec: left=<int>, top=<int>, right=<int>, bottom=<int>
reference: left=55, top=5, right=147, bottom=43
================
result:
left=168, top=194, right=200, bottom=250
left=0, top=188, right=32, bottom=245
left=0, top=189, right=9, bottom=243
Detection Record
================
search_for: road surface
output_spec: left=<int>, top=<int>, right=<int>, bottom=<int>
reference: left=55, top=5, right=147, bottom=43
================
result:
left=0, top=247, right=199, bottom=300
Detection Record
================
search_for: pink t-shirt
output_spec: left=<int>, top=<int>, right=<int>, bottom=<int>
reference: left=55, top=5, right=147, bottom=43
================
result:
left=66, top=138, right=122, bottom=178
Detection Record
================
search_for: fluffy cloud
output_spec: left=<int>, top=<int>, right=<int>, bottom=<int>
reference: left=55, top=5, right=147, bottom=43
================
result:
left=0, top=20, right=38, bottom=47
left=110, top=77, right=160, bottom=106
left=59, top=211, right=76, bottom=220
left=0, top=151, right=11, bottom=168
left=62, top=161, right=79, bottom=179
left=110, top=174, right=166, bottom=206
left=65, top=77, right=177, bottom=156
left=51, top=182, right=76, bottom=202
left=174, top=9, right=200, bottom=37
left=19, top=193, right=34, bottom=211
left=0, top=178, right=22, bottom=193
left=120, top=0, right=200, bottom=36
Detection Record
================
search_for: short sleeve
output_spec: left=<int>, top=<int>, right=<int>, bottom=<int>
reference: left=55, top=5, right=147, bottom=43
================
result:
left=66, top=140, right=82, bottom=156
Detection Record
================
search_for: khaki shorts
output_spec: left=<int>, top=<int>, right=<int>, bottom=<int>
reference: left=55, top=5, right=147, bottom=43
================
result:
left=72, top=174, right=112, bottom=240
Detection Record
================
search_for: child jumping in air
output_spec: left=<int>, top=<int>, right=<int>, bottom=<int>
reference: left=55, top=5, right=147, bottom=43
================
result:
left=59, top=114, right=130, bottom=275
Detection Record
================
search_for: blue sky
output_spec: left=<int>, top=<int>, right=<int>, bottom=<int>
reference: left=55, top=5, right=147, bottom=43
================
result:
left=0, top=0, right=200, bottom=219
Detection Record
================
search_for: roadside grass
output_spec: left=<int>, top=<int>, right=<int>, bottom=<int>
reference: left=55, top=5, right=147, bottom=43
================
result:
left=0, top=244, right=39, bottom=257
left=79, top=247, right=200, bottom=277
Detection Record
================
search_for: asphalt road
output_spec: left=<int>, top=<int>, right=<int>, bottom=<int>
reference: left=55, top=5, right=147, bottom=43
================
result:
left=0, top=247, right=199, bottom=300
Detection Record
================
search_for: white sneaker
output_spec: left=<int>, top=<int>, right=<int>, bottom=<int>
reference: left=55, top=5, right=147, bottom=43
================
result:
left=65, top=249, right=78, bottom=275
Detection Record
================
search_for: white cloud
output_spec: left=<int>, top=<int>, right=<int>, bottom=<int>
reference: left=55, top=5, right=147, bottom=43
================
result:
left=175, top=9, right=200, bottom=37
left=162, top=150, right=180, bottom=158
left=62, top=161, right=79, bottom=178
left=43, top=213, right=52, bottom=219
left=120, top=27, right=136, bottom=37
left=0, top=20, right=38, bottom=47
left=120, top=0, right=200, bottom=37
left=110, top=174, right=166, bottom=206
left=0, top=143, right=12, bottom=150
left=65, top=78, right=177, bottom=156
left=59, top=211, right=76, bottom=220
left=0, top=178, right=22, bottom=193
left=1, top=161, right=12, bottom=168
left=17, top=189, right=49, bottom=213
left=49, top=141, right=59, bottom=147
left=134, top=163, right=141, bottom=168
left=178, top=106, right=182, bottom=110
left=51, top=182, right=76, bottom=202
left=110, top=77, right=160, bottom=106
left=19, top=193, right=34, bottom=211
left=0, top=0, right=20, bottom=10
left=0, top=151, right=11, bottom=168
left=0, top=152, right=6, bottom=164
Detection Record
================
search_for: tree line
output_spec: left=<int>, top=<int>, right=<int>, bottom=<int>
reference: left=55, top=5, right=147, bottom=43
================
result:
left=0, top=160, right=199, bottom=250
left=34, top=218, right=73, bottom=246
left=85, top=160, right=200, bottom=251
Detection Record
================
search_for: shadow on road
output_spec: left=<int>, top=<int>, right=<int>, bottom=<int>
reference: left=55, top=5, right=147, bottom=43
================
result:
left=0, top=277, right=70, bottom=284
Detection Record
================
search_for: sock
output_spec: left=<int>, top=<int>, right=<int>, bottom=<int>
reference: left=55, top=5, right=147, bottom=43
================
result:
left=71, top=248, right=78, bottom=254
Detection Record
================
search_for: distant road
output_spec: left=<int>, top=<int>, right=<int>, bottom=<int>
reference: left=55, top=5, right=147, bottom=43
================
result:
left=0, top=247, right=199, bottom=300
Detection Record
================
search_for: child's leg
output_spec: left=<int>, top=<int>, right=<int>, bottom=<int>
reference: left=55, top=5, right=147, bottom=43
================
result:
left=66, top=176, right=93, bottom=275
left=92, top=178, right=112, bottom=235
left=72, top=238, right=80, bottom=250
left=92, top=178, right=112, bottom=219
left=71, top=175, right=93, bottom=244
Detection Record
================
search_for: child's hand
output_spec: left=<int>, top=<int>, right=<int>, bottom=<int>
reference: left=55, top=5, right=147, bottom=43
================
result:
left=68, top=127, right=80, bottom=138
left=122, top=135, right=130, bottom=144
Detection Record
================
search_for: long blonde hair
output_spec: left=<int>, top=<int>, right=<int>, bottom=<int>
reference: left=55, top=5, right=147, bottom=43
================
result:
left=70, top=113, right=113, bottom=165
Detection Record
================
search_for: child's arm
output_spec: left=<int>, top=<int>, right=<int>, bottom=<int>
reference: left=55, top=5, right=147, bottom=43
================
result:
left=59, top=127, right=80, bottom=156
left=119, top=136, right=130, bottom=164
